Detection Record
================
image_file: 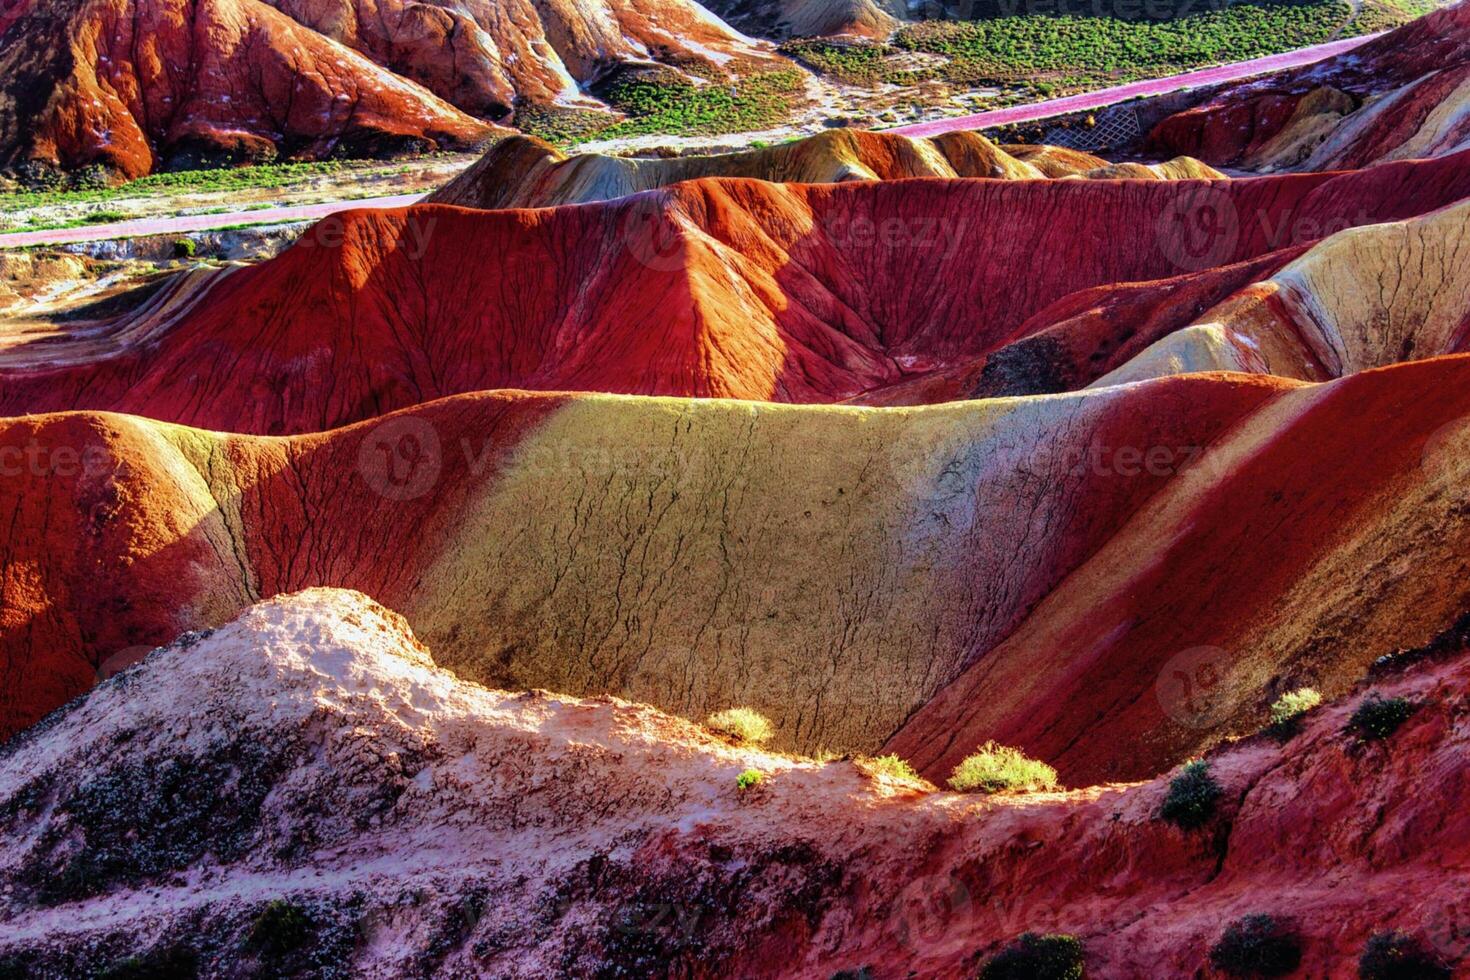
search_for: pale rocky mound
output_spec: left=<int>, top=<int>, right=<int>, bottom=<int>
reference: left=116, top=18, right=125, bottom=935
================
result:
left=1088, top=195, right=1470, bottom=387
left=429, top=130, right=1225, bottom=209
left=698, top=0, right=903, bottom=39
left=0, top=588, right=1466, bottom=976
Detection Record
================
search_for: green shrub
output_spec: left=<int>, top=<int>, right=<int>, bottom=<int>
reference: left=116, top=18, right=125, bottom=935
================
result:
left=979, top=932, right=1085, bottom=980
left=1348, top=694, right=1414, bottom=741
left=863, top=754, right=925, bottom=784
left=1359, top=930, right=1451, bottom=979
left=97, top=948, right=198, bottom=980
left=1159, top=760, right=1222, bottom=829
left=1270, top=688, right=1322, bottom=725
left=172, top=238, right=198, bottom=259
left=736, top=769, right=763, bottom=791
left=948, top=742, right=1058, bottom=794
left=247, top=899, right=313, bottom=958
left=1266, top=687, right=1322, bottom=740
left=704, top=707, right=775, bottom=746
left=1210, top=915, right=1302, bottom=977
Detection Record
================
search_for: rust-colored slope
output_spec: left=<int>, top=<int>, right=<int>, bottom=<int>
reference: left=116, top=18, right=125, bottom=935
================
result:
left=0, top=0, right=774, bottom=178
left=3, top=587, right=1469, bottom=976
left=888, top=355, right=1470, bottom=784
left=6, top=158, right=1469, bottom=433
left=1147, top=3, right=1470, bottom=170
left=261, top=0, right=778, bottom=117
left=0, top=374, right=1280, bottom=742
left=0, top=0, right=500, bottom=179
left=428, top=130, right=1222, bottom=210
left=5, top=358, right=1470, bottom=789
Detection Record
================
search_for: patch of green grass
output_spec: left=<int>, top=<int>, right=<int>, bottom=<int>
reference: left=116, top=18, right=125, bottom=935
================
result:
left=247, top=899, right=313, bottom=959
left=979, top=933, right=1085, bottom=980
left=886, top=0, right=1428, bottom=93
left=1210, top=914, right=1302, bottom=977
left=862, top=754, right=926, bottom=784
left=0, top=159, right=393, bottom=212
left=780, top=39, right=920, bottom=87
left=1347, top=694, right=1415, bottom=741
left=96, top=947, right=198, bottom=980
left=704, top=707, right=775, bottom=746
left=1270, top=687, right=1322, bottom=725
left=736, top=769, right=764, bottom=791
left=1359, top=930, right=1451, bottom=980
left=522, top=69, right=808, bottom=147
left=1159, top=759, right=1222, bottom=829
left=948, top=742, right=1058, bottom=794
left=1265, top=686, right=1322, bottom=739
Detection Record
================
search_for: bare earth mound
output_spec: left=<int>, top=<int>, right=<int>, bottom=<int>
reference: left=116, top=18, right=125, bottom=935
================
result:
left=1, top=588, right=1466, bottom=976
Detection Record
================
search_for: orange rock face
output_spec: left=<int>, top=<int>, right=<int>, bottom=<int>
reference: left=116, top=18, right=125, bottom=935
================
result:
left=0, top=0, right=773, bottom=178
left=0, top=0, right=499, bottom=178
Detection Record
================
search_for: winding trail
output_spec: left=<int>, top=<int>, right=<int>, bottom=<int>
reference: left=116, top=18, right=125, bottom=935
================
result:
left=0, top=34, right=1377, bottom=249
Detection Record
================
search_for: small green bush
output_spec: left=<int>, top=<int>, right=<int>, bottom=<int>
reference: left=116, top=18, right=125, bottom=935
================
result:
left=1348, top=694, right=1415, bottom=741
left=1210, top=915, right=1302, bottom=977
left=864, top=754, right=924, bottom=783
left=247, top=899, right=313, bottom=958
left=948, top=742, right=1058, bottom=794
left=1358, top=930, right=1451, bottom=979
left=1266, top=687, right=1322, bottom=740
left=736, top=769, right=763, bottom=791
left=1270, top=688, right=1322, bottom=725
left=705, top=707, right=774, bottom=746
left=1159, top=760, right=1222, bottom=829
left=172, top=238, right=198, bottom=259
left=96, top=948, right=198, bottom=980
left=979, top=932, right=1085, bottom=980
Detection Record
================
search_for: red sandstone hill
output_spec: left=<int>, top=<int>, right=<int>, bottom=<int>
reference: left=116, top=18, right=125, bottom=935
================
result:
left=2, top=588, right=1468, bottom=975
left=4, top=356, right=1470, bottom=790
left=0, top=0, right=771, bottom=178
left=4, top=151, right=1469, bottom=434
left=1147, top=2, right=1470, bottom=170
